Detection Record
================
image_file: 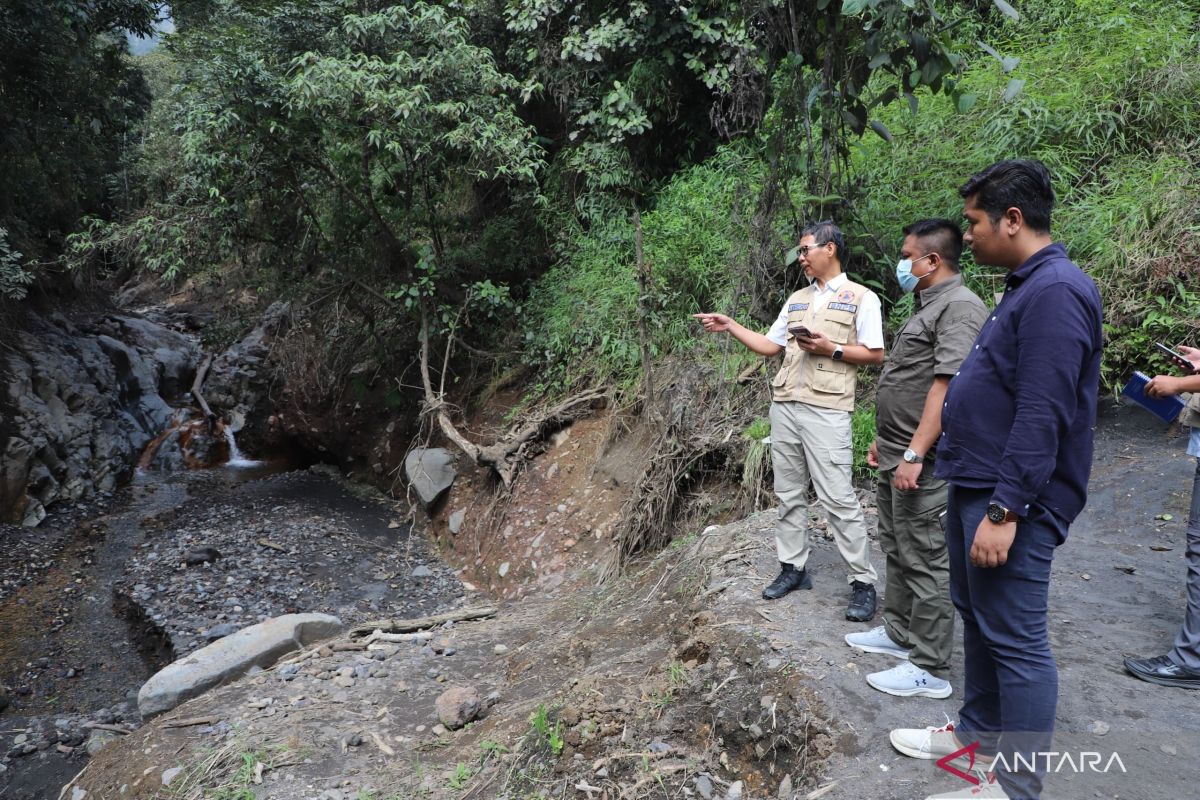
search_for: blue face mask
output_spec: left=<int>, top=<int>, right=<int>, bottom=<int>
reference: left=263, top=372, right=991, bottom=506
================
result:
left=895, top=253, right=936, bottom=293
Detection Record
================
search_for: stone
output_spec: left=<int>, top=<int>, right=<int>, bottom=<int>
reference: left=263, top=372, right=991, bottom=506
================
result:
left=72, top=789, right=87, bottom=800
left=695, top=774, right=714, bottom=800
left=448, top=510, right=466, bottom=535
left=498, top=562, right=510, bottom=578
left=411, top=565, right=433, bottom=579
left=725, top=781, right=743, bottom=800
left=493, top=644, right=508, bottom=655
left=434, top=686, right=482, bottom=730
left=184, top=547, right=221, bottom=566
left=162, top=767, right=183, bottom=786
left=777, top=774, right=792, bottom=798
left=85, top=730, right=119, bottom=757
left=404, top=448, right=456, bottom=508
left=138, top=613, right=344, bottom=719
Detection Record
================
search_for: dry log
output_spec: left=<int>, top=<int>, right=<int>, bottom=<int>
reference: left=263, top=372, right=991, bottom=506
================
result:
left=364, top=630, right=435, bottom=645
left=350, top=605, right=496, bottom=637
left=161, top=716, right=219, bottom=729
left=190, top=353, right=217, bottom=428
left=81, top=722, right=131, bottom=734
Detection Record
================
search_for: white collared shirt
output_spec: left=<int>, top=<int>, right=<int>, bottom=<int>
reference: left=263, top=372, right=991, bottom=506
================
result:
left=766, top=273, right=884, bottom=349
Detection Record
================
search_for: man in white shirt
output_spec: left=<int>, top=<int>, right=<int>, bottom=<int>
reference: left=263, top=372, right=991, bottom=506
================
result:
left=695, top=220, right=884, bottom=620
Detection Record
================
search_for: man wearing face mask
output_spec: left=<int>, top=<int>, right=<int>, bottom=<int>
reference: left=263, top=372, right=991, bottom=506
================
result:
left=694, top=220, right=884, bottom=621
left=846, top=219, right=987, bottom=700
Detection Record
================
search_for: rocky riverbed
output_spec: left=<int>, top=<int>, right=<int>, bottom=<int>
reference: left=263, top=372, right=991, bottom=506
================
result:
left=0, top=463, right=468, bottom=800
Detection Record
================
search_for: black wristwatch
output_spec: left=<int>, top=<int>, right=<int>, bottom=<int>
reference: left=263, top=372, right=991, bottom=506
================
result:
left=986, top=503, right=1019, bottom=524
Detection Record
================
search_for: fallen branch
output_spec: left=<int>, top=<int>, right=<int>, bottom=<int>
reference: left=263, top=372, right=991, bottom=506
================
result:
left=190, top=353, right=216, bottom=428
left=350, top=606, right=497, bottom=637
left=161, top=716, right=220, bottom=729
left=81, top=722, right=131, bottom=735
left=369, top=730, right=395, bottom=756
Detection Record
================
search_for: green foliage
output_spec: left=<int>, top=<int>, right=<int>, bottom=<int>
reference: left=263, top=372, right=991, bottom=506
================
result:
left=852, top=406, right=877, bottom=483
left=0, top=229, right=32, bottom=301
left=73, top=0, right=544, bottom=350
left=528, top=704, right=564, bottom=756
left=744, top=417, right=771, bottom=442
left=447, top=762, right=474, bottom=791
left=849, top=0, right=1200, bottom=384
left=525, top=146, right=762, bottom=390
left=0, top=0, right=155, bottom=285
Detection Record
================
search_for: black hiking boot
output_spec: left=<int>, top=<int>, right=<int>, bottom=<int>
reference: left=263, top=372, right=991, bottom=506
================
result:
left=846, top=580, right=877, bottom=622
left=1124, top=654, right=1200, bottom=689
left=762, top=562, right=812, bottom=600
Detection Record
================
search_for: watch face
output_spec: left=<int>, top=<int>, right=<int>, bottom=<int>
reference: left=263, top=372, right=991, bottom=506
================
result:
left=986, top=504, right=1006, bottom=524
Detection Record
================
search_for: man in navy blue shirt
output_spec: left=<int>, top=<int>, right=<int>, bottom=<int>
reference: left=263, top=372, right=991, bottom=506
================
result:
left=888, top=160, right=1104, bottom=800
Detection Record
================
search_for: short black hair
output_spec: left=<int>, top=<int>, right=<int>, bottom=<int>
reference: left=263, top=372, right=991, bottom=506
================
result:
left=958, top=159, right=1055, bottom=233
left=902, top=218, right=963, bottom=271
left=799, top=220, right=846, bottom=263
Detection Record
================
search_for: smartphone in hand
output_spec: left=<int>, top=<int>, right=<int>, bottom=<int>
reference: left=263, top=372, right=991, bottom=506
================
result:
left=1155, top=342, right=1198, bottom=374
left=788, top=325, right=814, bottom=340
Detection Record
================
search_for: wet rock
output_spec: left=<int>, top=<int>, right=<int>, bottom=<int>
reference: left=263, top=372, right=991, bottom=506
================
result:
left=404, top=448, right=456, bottom=508
left=435, top=686, right=482, bottom=730
left=1, top=311, right=199, bottom=525
left=138, top=613, right=344, bottom=718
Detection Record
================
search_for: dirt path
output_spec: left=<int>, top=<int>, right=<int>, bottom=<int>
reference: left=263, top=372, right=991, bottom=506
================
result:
left=719, top=400, right=1199, bottom=800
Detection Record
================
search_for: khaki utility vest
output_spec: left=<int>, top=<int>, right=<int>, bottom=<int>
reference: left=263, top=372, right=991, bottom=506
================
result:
left=1180, top=392, right=1200, bottom=428
left=770, top=278, right=867, bottom=411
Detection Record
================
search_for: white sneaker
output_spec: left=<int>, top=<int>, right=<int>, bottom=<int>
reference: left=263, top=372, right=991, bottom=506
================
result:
left=868, top=661, right=953, bottom=698
left=889, top=719, right=962, bottom=760
left=924, top=771, right=1010, bottom=799
left=844, top=625, right=911, bottom=658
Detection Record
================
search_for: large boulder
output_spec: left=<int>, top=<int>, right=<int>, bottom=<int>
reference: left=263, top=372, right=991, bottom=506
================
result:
left=137, top=613, right=344, bottom=719
left=405, top=447, right=457, bottom=508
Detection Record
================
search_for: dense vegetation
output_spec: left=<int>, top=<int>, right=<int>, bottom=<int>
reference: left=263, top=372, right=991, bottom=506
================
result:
left=5, top=0, right=1199, bottom=531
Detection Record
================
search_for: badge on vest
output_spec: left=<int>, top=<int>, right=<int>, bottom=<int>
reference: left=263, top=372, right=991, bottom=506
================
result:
left=787, top=303, right=809, bottom=312
left=837, top=289, right=855, bottom=303
left=828, top=302, right=858, bottom=313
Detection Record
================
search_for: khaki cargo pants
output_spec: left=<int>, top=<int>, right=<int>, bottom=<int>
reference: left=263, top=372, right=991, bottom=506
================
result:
left=769, top=401, right=877, bottom=586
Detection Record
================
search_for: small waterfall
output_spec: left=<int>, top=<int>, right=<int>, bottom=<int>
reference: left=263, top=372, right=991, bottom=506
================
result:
left=223, top=427, right=262, bottom=468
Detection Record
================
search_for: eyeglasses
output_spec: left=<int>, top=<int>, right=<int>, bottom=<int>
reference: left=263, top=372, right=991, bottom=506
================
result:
left=797, top=242, right=829, bottom=258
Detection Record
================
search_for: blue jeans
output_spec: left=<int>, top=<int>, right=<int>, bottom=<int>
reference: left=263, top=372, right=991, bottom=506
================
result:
left=946, top=485, right=1066, bottom=800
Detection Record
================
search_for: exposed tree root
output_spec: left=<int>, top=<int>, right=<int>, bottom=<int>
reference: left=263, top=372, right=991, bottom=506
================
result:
left=417, top=306, right=607, bottom=487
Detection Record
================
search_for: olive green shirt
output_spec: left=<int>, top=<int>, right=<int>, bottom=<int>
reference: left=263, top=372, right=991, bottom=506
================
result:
left=875, top=275, right=988, bottom=471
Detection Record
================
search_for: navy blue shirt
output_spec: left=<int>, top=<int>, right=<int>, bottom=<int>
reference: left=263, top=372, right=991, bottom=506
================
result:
left=935, top=243, right=1103, bottom=526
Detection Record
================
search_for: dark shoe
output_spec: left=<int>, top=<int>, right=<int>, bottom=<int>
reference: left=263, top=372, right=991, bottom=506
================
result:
left=762, top=562, right=812, bottom=600
left=1124, top=654, right=1200, bottom=689
left=847, top=580, right=877, bottom=622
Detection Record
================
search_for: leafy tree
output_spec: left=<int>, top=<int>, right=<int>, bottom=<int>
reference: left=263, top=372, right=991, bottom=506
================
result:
left=0, top=0, right=157, bottom=288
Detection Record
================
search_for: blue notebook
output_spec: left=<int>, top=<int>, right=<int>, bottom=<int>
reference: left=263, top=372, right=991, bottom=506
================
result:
left=1122, top=371, right=1186, bottom=423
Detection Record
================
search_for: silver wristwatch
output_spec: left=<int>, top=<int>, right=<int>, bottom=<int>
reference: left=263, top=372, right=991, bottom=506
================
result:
left=902, top=448, right=922, bottom=464
left=831, top=345, right=844, bottom=361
